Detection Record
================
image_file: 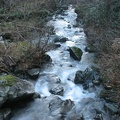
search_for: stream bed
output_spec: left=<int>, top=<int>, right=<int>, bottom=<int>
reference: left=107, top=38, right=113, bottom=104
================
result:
left=11, top=5, right=111, bottom=120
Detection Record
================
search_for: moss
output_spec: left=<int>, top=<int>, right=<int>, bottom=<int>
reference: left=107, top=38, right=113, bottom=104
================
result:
left=0, top=75, right=18, bottom=86
left=72, top=46, right=83, bottom=56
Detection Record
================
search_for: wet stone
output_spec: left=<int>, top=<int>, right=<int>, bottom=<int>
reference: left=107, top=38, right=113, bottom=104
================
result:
left=69, top=46, right=83, bottom=61
left=74, top=68, right=101, bottom=89
left=55, top=43, right=61, bottom=48
left=49, top=85, right=64, bottom=96
left=27, top=68, right=39, bottom=80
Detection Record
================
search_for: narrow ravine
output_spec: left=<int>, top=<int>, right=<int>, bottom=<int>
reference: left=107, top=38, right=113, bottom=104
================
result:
left=11, top=5, right=110, bottom=120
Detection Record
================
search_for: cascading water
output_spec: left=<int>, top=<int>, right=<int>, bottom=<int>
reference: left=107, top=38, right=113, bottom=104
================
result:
left=11, top=5, right=110, bottom=120
left=35, top=5, right=95, bottom=102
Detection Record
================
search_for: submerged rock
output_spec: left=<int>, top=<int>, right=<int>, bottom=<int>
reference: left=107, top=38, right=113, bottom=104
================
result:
left=0, top=75, right=40, bottom=108
left=69, top=46, right=83, bottom=61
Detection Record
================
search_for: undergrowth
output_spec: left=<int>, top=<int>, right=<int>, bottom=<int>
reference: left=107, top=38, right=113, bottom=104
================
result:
left=75, top=0, right=120, bottom=104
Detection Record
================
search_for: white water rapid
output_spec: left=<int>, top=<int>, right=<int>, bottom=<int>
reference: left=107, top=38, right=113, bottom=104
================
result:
left=35, top=5, right=95, bottom=102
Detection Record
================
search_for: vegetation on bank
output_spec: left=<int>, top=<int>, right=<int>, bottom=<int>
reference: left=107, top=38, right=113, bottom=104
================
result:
left=75, top=0, right=120, bottom=104
left=0, top=0, right=60, bottom=74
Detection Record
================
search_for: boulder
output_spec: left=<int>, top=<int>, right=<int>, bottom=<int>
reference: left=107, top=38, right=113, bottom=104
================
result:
left=74, top=68, right=93, bottom=84
left=59, top=37, right=69, bottom=42
left=69, top=46, right=83, bottom=61
left=74, top=68, right=101, bottom=89
left=74, top=70, right=83, bottom=84
left=54, top=43, right=61, bottom=48
left=49, top=84, right=64, bottom=96
left=66, top=98, right=109, bottom=120
left=42, top=54, right=52, bottom=64
left=0, top=75, right=40, bottom=108
left=53, top=35, right=69, bottom=43
left=27, top=68, right=39, bottom=80
left=85, top=45, right=96, bottom=53
left=37, top=73, right=62, bottom=95
left=0, top=108, right=11, bottom=120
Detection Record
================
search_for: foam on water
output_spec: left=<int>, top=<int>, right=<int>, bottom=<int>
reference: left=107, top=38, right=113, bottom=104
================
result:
left=35, top=5, right=96, bottom=102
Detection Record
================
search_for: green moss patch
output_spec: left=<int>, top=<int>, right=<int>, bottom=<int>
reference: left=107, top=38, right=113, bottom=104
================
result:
left=0, top=75, right=18, bottom=86
left=72, top=47, right=83, bottom=57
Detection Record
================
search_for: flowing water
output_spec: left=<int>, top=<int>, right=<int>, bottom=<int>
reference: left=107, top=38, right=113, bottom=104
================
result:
left=35, top=5, right=96, bottom=101
left=11, top=5, right=110, bottom=120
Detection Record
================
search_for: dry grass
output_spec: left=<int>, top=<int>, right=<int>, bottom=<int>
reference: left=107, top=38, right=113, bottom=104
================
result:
left=0, top=0, right=54, bottom=73
left=85, top=26, right=120, bottom=104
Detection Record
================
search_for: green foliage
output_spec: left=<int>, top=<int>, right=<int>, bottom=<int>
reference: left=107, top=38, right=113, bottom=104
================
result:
left=0, top=75, right=17, bottom=86
left=76, top=0, right=120, bottom=29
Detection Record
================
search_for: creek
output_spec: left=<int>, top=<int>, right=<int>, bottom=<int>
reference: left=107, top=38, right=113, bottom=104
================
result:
left=11, top=5, right=110, bottom=120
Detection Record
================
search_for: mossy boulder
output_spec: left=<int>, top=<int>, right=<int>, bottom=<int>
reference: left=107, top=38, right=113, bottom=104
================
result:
left=0, top=75, right=40, bottom=108
left=69, top=46, right=83, bottom=61
left=0, top=75, right=17, bottom=86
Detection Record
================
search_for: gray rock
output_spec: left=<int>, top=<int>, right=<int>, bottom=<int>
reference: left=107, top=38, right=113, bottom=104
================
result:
left=74, top=68, right=93, bottom=84
left=69, top=46, right=83, bottom=61
left=66, top=98, right=110, bottom=120
left=74, top=68, right=101, bottom=89
left=55, top=43, right=61, bottom=48
left=74, top=70, right=84, bottom=84
left=59, top=37, right=69, bottom=42
left=27, top=68, right=39, bottom=80
left=0, top=75, right=40, bottom=108
left=0, top=108, right=11, bottom=120
left=54, top=36, right=69, bottom=43
left=49, top=84, right=64, bottom=96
